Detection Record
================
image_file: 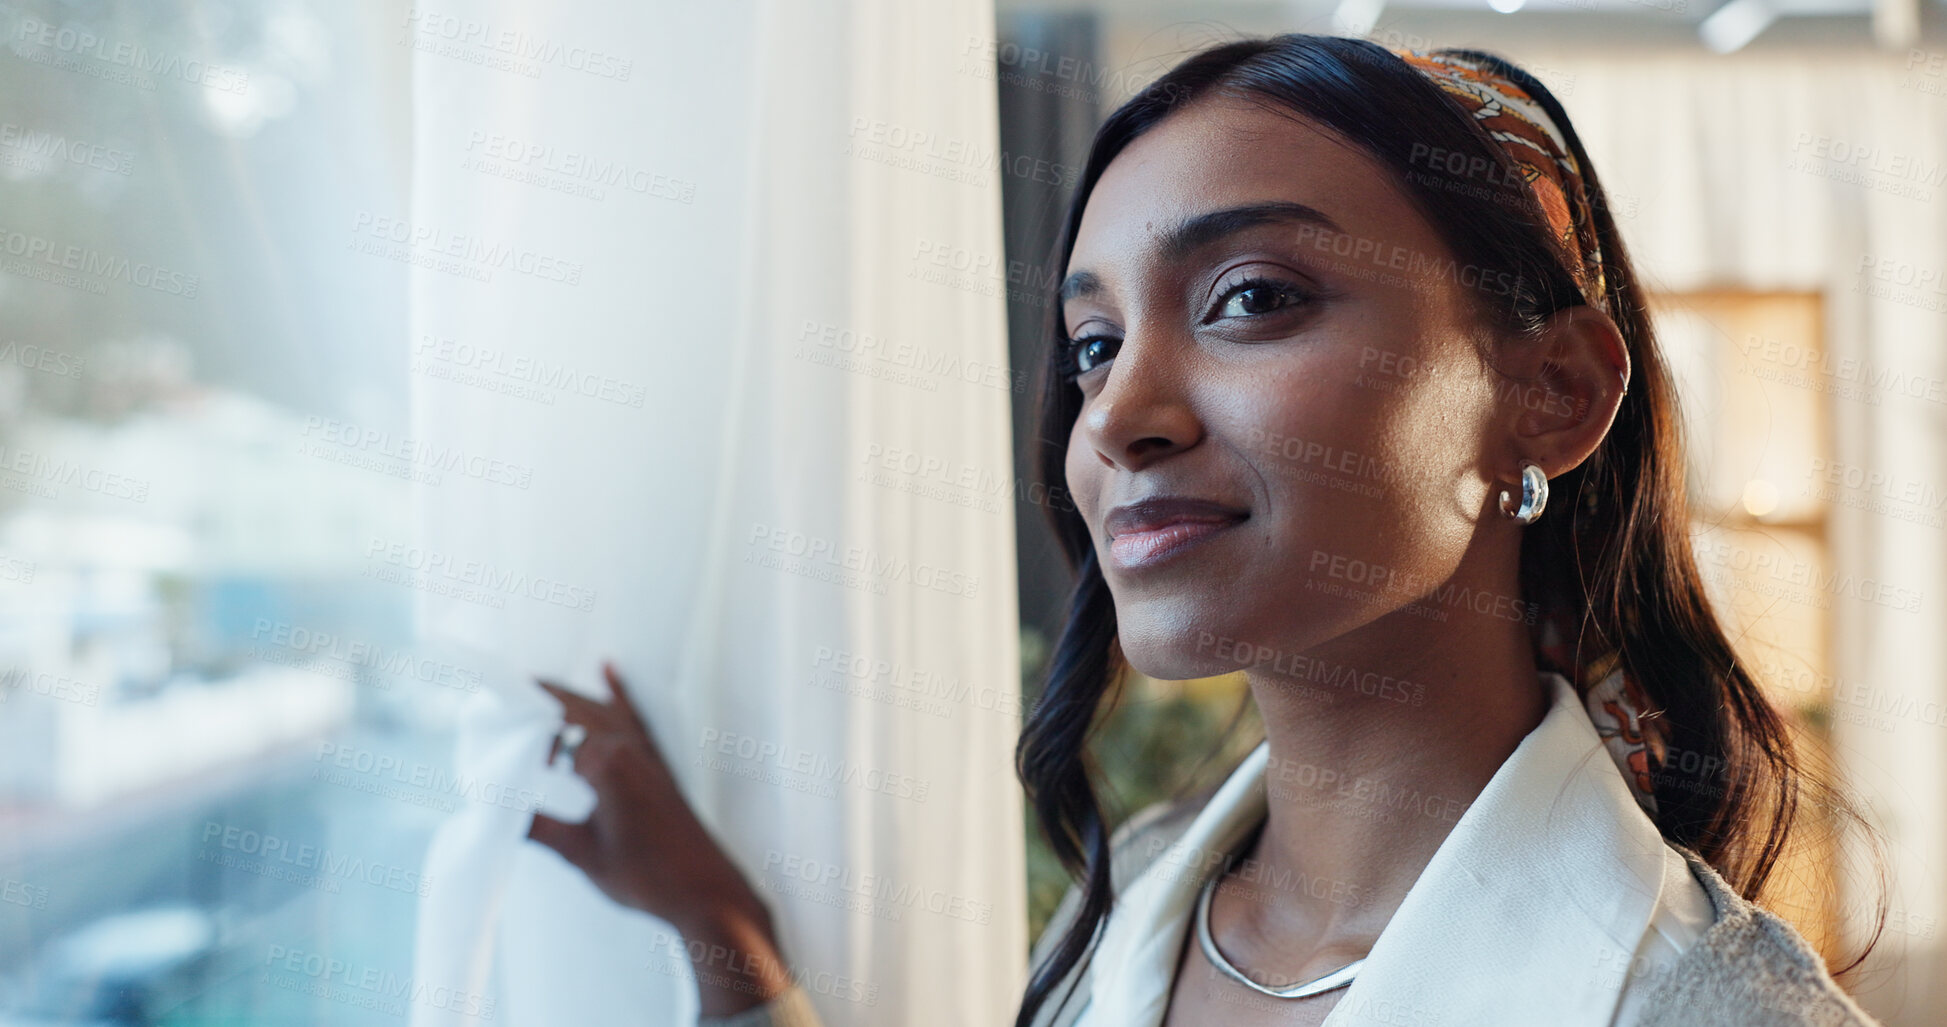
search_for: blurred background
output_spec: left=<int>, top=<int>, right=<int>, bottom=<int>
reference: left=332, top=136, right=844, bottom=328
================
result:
left=1, top=0, right=1944, bottom=1024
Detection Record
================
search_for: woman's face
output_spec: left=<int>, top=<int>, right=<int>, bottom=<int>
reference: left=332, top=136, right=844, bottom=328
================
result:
left=1062, top=97, right=1533, bottom=682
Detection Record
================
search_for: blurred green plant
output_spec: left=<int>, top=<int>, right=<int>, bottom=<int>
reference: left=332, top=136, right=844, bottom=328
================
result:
left=1018, top=624, right=1262, bottom=947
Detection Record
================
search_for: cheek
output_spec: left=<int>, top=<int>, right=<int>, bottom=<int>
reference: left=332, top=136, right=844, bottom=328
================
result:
left=1237, top=362, right=1395, bottom=516
left=1233, top=357, right=1478, bottom=598
left=1063, top=422, right=1100, bottom=534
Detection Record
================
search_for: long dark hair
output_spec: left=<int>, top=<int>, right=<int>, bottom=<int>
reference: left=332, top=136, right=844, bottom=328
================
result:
left=1014, top=33, right=1885, bottom=1027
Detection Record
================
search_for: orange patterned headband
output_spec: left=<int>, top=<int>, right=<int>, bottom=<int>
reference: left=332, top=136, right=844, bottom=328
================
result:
left=1393, top=50, right=1609, bottom=314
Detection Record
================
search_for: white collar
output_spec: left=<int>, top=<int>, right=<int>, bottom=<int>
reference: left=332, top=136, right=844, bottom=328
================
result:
left=1079, top=670, right=1670, bottom=1026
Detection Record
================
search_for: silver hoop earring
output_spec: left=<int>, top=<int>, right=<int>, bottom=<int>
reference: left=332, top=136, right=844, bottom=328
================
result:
left=1500, top=461, right=1549, bottom=525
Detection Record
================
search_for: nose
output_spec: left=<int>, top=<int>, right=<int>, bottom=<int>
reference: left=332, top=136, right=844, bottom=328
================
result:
left=1078, top=328, right=1202, bottom=472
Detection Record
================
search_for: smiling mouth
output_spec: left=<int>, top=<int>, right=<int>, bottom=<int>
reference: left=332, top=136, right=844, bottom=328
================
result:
left=1107, top=513, right=1248, bottom=572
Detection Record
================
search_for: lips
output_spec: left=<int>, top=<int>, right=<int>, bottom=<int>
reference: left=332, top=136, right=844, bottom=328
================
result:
left=1105, top=497, right=1250, bottom=571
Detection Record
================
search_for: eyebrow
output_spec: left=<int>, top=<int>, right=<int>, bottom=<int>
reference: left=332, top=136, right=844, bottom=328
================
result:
left=1058, top=200, right=1344, bottom=305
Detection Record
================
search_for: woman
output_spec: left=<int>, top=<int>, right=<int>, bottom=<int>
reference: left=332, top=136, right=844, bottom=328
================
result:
left=527, top=34, right=1886, bottom=1027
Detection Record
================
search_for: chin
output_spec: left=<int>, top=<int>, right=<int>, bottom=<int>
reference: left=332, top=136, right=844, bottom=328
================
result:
left=1114, top=614, right=1245, bottom=683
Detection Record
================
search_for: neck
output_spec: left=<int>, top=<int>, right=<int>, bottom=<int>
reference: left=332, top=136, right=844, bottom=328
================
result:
left=1222, top=563, right=1551, bottom=969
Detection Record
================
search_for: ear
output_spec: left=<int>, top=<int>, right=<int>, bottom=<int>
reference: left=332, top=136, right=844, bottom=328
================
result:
left=1494, top=305, right=1630, bottom=481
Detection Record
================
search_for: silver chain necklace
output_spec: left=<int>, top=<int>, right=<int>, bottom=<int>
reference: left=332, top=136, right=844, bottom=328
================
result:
left=1195, top=870, right=1365, bottom=999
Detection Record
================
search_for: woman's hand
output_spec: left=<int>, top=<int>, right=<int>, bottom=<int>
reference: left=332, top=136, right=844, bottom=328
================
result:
left=528, top=662, right=793, bottom=1015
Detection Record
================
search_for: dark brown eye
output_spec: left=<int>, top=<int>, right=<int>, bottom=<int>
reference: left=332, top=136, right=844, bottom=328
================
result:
left=1065, top=335, right=1120, bottom=376
left=1216, top=279, right=1306, bottom=319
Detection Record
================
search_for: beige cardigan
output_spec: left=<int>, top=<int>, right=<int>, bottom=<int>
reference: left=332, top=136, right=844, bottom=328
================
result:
left=705, top=797, right=1881, bottom=1027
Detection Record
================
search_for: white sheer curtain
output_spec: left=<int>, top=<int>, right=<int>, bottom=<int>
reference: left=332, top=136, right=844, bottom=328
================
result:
left=1530, top=49, right=1947, bottom=1025
left=400, top=2, right=1025, bottom=1024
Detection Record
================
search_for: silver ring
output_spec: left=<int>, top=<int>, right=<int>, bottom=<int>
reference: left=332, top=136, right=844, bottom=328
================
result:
left=555, top=722, right=588, bottom=764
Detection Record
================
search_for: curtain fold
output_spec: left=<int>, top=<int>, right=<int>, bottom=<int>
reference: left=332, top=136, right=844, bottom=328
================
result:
left=402, top=2, right=1025, bottom=1024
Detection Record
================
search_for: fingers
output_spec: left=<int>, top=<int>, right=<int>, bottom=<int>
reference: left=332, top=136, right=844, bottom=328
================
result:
left=536, top=678, right=612, bottom=730
left=603, top=662, right=645, bottom=725
left=604, top=661, right=662, bottom=751
left=532, top=665, right=668, bottom=776
left=527, top=812, right=596, bottom=870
